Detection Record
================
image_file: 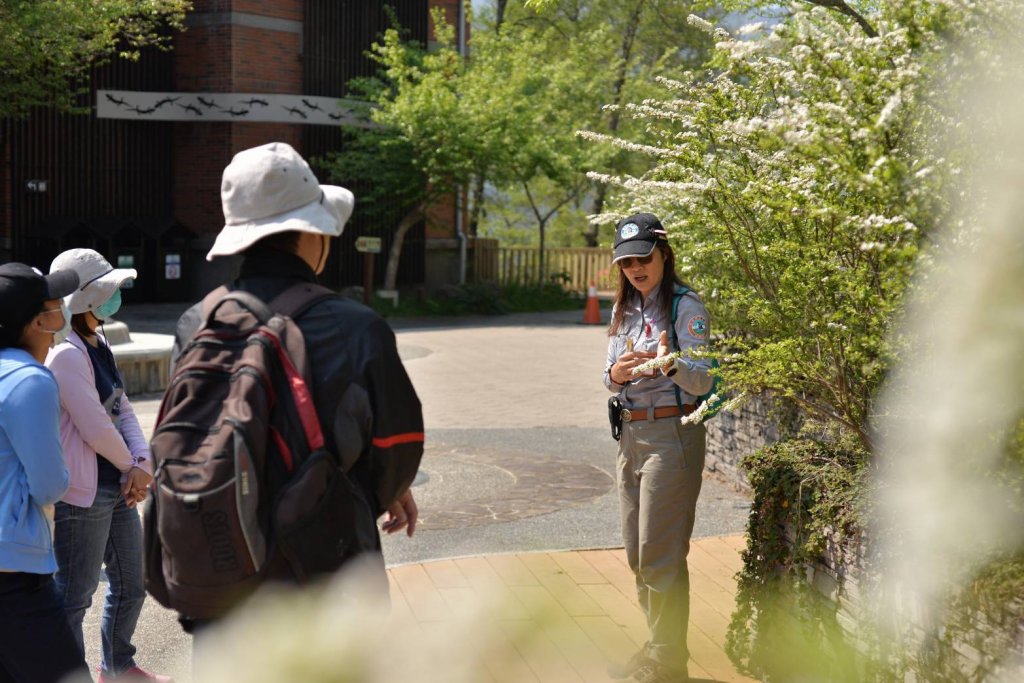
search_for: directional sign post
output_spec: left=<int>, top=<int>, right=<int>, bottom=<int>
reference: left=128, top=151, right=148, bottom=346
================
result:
left=354, top=237, right=382, bottom=305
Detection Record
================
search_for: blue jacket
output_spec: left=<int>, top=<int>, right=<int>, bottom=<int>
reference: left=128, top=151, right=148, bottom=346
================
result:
left=0, top=348, right=70, bottom=573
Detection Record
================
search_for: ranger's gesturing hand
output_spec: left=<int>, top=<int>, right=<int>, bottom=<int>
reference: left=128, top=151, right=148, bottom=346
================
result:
left=610, top=349, right=656, bottom=384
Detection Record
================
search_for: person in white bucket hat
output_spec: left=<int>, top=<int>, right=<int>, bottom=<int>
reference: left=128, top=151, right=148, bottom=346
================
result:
left=57, top=247, right=138, bottom=321
left=166, top=142, right=423, bottom=637
left=205, top=141, right=355, bottom=263
left=43, top=249, right=171, bottom=682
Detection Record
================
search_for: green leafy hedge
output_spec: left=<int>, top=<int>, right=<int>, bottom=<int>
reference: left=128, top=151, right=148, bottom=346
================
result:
left=371, top=282, right=582, bottom=318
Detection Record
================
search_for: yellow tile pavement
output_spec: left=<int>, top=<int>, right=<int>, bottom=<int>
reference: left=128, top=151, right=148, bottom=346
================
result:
left=386, top=534, right=761, bottom=683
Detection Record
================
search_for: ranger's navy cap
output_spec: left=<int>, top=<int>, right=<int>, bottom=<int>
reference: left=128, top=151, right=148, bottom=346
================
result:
left=612, top=213, right=667, bottom=263
left=0, top=262, right=80, bottom=330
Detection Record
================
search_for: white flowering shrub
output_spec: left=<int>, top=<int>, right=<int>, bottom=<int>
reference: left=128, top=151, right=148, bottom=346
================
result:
left=588, top=1, right=1024, bottom=679
left=584, top=1, right=975, bottom=449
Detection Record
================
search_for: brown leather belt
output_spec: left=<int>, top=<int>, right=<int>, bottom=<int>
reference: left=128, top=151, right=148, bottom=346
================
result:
left=621, top=404, right=695, bottom=422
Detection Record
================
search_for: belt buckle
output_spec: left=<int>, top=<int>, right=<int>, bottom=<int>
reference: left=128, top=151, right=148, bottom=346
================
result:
left=621, top=408, right=633, bottom=423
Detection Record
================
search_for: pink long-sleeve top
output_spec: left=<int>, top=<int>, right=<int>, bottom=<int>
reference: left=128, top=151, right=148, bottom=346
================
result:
left=44, top=331, right=152, bottom=507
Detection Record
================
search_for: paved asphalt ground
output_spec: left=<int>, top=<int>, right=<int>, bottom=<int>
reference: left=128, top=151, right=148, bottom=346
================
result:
left=76, top=304, right=751, bottom=681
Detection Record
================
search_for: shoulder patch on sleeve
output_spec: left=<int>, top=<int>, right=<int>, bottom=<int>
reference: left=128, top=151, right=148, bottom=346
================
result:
left=687, top=315, right=708, bottom=339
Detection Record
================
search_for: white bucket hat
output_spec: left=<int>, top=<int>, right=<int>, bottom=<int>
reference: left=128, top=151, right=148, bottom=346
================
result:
left=50, top=248, right=137, bottom=315
left=206, top=142, right=355, bottom=261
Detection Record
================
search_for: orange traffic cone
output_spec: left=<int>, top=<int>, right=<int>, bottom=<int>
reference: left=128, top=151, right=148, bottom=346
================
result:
left=582, top=282, right=602, bottom=325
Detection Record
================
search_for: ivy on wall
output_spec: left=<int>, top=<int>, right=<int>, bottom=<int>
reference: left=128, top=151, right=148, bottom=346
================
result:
left=725, top=436, right=869, bottom=681
left=726, top=425, right=1024, bottom=681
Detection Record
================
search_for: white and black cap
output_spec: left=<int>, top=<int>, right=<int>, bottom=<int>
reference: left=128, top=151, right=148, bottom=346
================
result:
left=612, top=213, right=667, bottom=263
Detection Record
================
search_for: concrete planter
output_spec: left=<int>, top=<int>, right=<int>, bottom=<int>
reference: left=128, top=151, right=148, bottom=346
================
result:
left=105, top=321, right=175, bottom=396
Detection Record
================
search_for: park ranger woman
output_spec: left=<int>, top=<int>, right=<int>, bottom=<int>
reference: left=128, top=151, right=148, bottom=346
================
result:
left=603, top=213, right=714, bottom=683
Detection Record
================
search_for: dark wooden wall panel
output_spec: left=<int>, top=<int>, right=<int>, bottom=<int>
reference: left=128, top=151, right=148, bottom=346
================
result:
left=1, top=47, right=182, bottom=301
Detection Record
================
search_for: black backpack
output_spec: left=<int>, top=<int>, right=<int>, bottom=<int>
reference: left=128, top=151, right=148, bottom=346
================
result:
left=144, top=283, right=378, bottom=620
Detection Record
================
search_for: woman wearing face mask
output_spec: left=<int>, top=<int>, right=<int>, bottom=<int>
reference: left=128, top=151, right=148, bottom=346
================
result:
left=45, top=249, right=171, bottom=683
left=0, top=263, right=89, bottom=683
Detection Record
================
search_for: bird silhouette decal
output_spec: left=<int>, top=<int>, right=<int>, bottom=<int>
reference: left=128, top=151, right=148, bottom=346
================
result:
left=283, top=106, right=308, bottom=119
left=105, top=94, right=128, bottom=107
left=177, top=103, right=203, bottom=116
left=239, top=98, right=269, bottom=107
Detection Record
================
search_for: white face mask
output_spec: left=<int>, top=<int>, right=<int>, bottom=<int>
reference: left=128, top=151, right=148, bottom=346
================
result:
left=41, top=301, right=72, bottom=347
left=53, top=301, right=72, bottom=345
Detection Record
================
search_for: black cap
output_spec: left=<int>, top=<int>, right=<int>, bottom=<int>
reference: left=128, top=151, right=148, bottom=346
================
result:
left=0, top=263, right=80, bottom=331
left=612, top=213, right=667, bottom=263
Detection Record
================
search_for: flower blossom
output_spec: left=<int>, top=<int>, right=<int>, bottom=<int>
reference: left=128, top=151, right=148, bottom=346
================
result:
left=876, top=90, right=903, bottom=129
left=686, top=14, right=715, bottom=36
left=631, top=353, right=681, bottom=377
left=680, top=394, right=721, bottom=425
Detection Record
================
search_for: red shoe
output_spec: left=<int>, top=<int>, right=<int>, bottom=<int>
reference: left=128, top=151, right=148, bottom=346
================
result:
left=98, top=666, right=173, bottom=683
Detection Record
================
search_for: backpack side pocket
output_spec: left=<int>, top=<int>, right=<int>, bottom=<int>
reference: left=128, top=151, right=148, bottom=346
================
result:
left=142, top=491, right=171, bottom=608
left=273, top=449, right=378, bottom=582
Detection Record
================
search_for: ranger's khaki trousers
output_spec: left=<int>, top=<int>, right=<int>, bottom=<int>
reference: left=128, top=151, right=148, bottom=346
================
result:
left=617, top=415, right=706, bottom=674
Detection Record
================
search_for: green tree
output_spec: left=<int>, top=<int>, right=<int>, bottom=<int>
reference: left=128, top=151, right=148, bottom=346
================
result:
left=0, top=0, right=191, bottom=117
left=331, top=2, right=715, bottom=284
left=514, top=0, right=718, bottom=245
left=325, top=5, right=605, bottom=283
left=490, top=0, right=717, bottom=247
left=323, top=11, right=477, bottom=292
left=585, top=1, right=960, bottom=449
left=461, top=17, right=608, bottom=271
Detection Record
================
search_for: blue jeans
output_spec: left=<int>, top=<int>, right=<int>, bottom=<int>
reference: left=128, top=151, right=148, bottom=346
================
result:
left=0, top=572, right=88, bottom=683
left=54, top=458, right=145, bottom=676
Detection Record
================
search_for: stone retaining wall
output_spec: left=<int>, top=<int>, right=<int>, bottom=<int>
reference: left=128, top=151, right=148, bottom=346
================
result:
left=705, top=393, right=797, bottom=490
left=802, top=533, right=1023, bottom=681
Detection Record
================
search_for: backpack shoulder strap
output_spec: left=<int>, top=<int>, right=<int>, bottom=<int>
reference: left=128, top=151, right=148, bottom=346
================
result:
left=268, top=282, right=337, bottom=320
left=670, top=286, right=690, bottom=410
left=670, top=286, right=690, bottom=352
left=199, top=284, right=278, bottom=323
left=199, top=285, right=231, bottom=320
left=265, top=283, right=337, bottom=441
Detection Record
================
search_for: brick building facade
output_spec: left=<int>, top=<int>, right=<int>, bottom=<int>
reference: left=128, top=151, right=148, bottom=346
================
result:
left=0, top=1, right=467, bottom=301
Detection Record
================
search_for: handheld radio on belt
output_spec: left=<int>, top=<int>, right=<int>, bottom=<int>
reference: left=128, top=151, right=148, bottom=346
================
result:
left=608, top=396, right=624, bottom=441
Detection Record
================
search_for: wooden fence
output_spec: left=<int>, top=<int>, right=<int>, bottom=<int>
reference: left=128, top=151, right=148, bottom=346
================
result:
left=473, top=239, right=615, bottom=293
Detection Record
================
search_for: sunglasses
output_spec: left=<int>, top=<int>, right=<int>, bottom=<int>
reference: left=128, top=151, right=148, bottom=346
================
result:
left=618, top=253, right=656, bottom=269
